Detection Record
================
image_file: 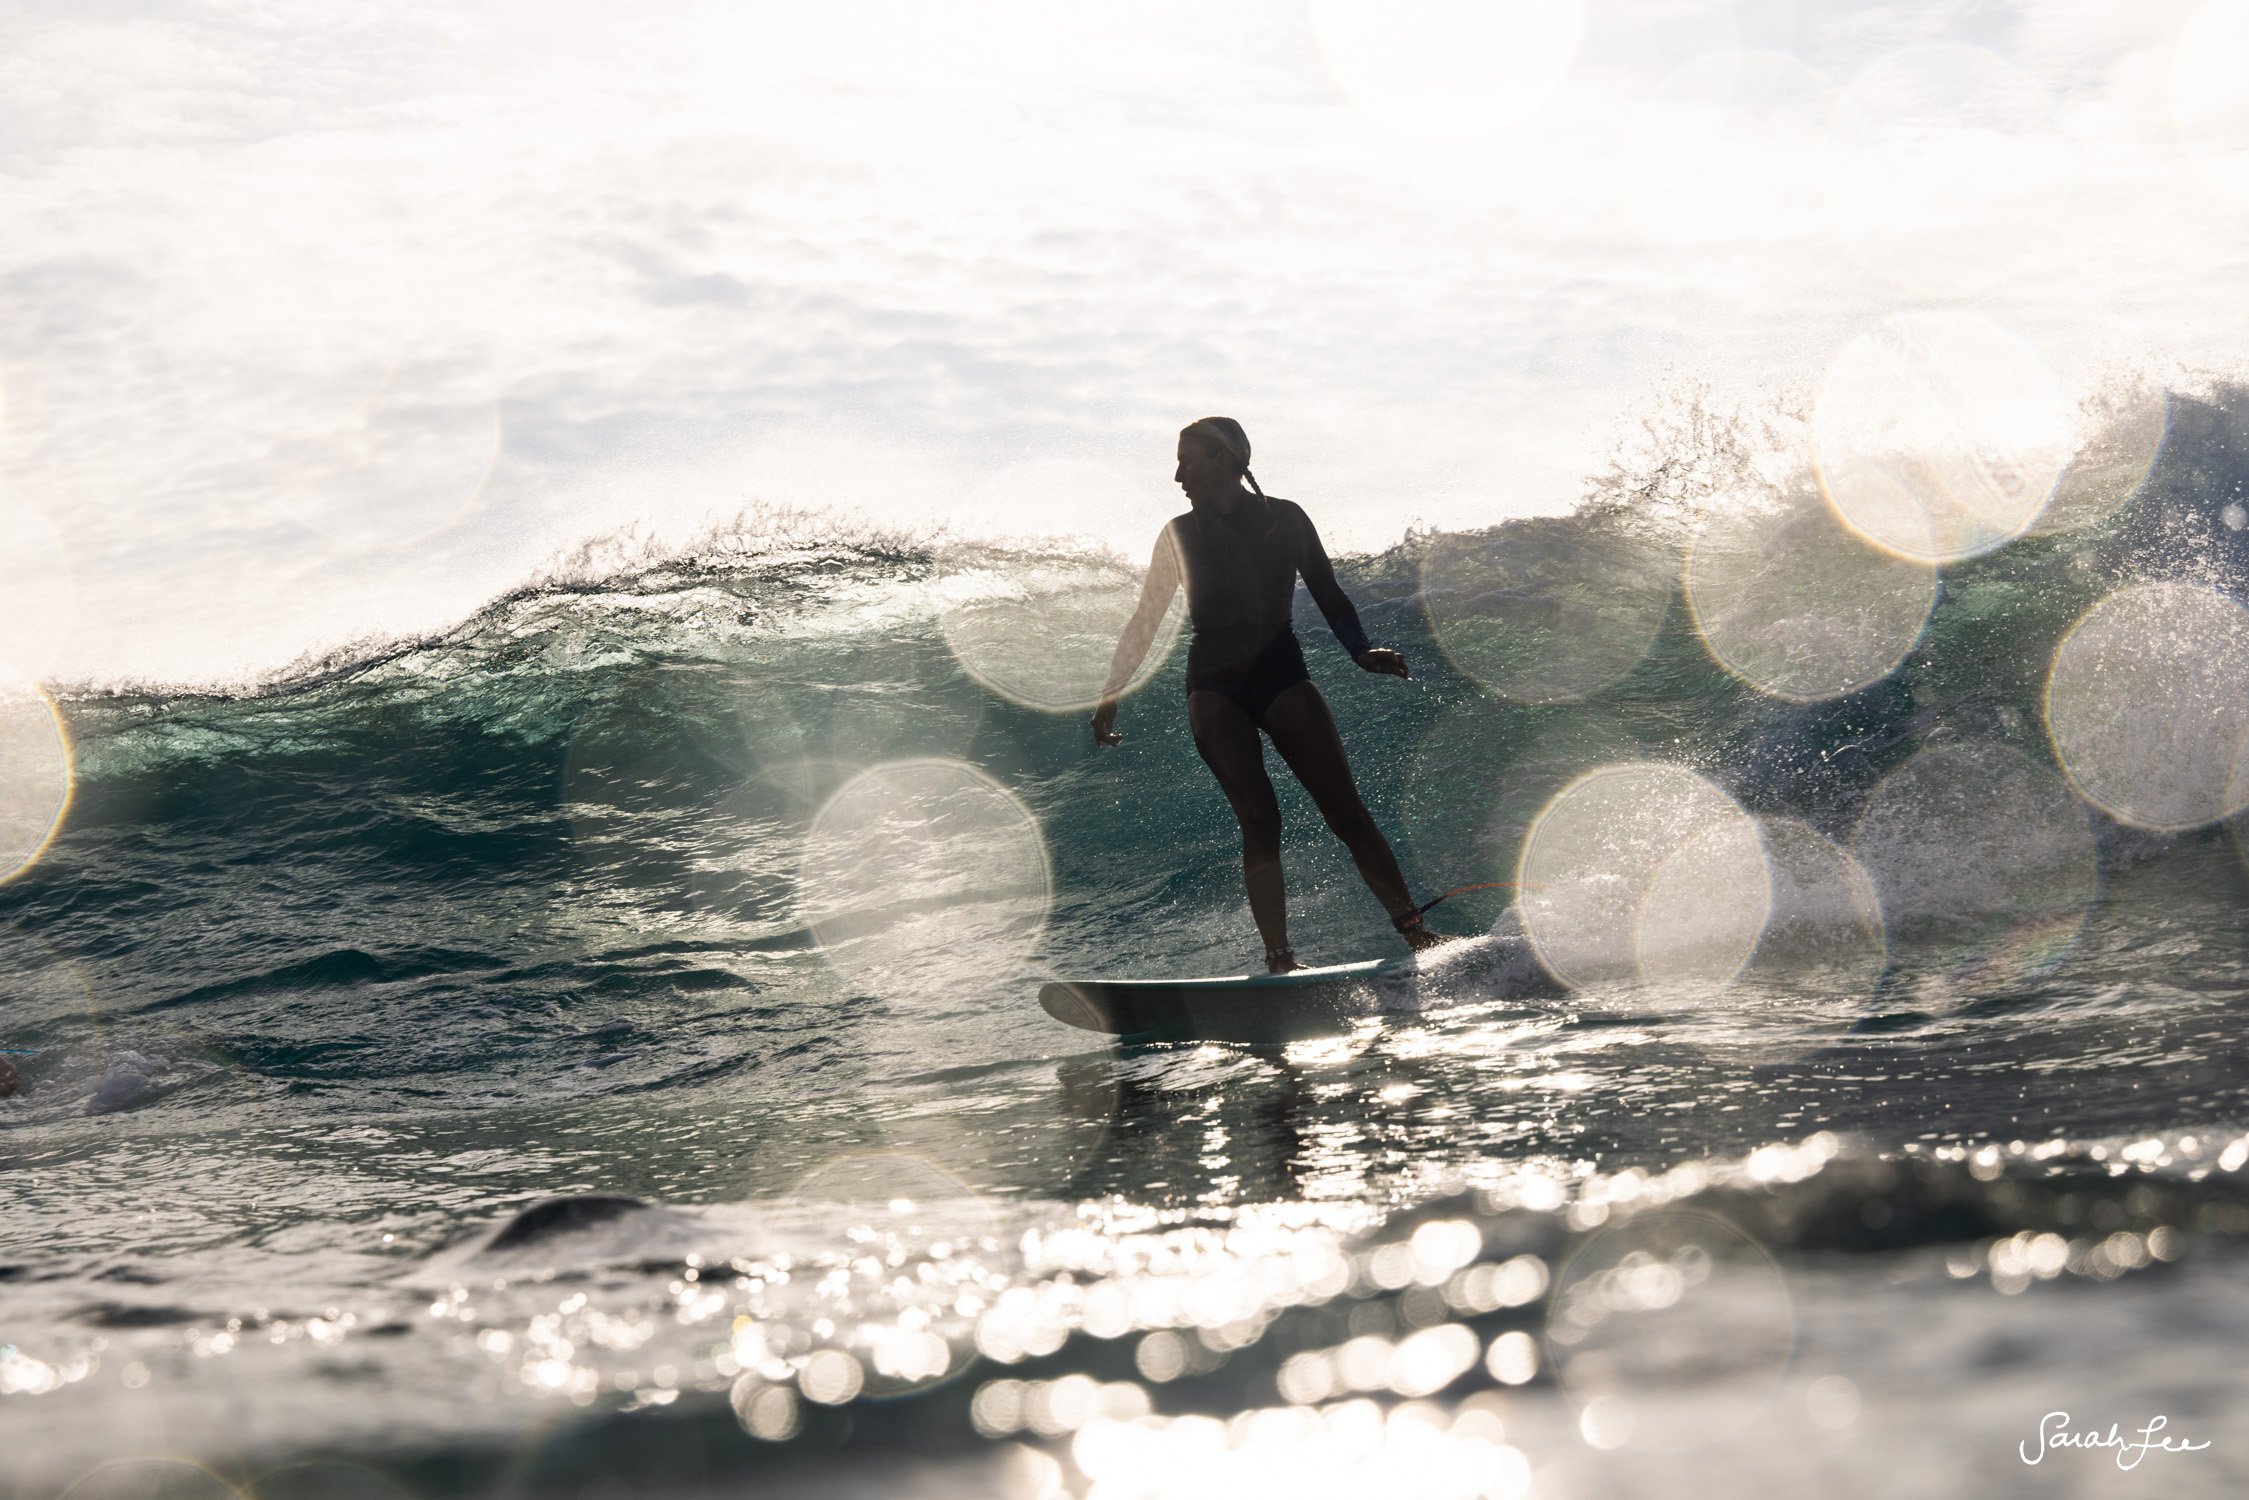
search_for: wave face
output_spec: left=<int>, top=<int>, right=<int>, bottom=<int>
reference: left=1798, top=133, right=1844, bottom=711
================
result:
left=7, top=381, right=2249, bottom=1495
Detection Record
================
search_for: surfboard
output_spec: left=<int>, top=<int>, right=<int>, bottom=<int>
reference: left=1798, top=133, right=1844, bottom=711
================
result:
left=1039, top=957, right=1411, bottom=1045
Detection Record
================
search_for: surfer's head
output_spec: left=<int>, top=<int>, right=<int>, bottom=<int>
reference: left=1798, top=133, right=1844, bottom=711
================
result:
left=1176, top=417, right=1265, bottom=509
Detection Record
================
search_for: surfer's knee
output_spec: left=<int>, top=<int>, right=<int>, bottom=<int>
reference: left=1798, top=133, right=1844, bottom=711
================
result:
left=1319, top=796, right=1379, bottom=849
left=1236, top=803, right=1282, bottom=854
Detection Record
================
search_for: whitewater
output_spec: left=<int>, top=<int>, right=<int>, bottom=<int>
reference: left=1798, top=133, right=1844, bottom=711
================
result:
left=6, top=380, right=2249, bottom=1499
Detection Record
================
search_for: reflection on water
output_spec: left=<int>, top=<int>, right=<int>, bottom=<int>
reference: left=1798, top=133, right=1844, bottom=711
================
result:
left=8, top=911, right=2249, bottom=1496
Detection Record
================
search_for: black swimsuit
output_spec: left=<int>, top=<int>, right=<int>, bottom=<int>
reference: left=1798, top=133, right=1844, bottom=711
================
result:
left=1168, top=497, right=1371, bottom=725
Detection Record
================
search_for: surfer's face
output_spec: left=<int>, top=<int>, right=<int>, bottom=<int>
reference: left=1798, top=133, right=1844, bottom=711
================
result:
left=1175, top=434, right=1240, bottom=508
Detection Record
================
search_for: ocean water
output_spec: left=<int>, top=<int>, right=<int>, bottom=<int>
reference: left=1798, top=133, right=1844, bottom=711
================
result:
left=7, top=383, right=2249, bottom=1498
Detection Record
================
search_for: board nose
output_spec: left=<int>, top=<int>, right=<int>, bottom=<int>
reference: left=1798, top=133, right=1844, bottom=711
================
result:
left=1038, top=982, right=1105, bottom=1032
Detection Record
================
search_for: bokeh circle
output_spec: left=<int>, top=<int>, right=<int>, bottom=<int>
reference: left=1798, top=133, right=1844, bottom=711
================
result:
left=1732, top=818, right=1888, bottom=1023
left=1516, top=762, right=1770, bottom=1002
left=1686, top=482, right=1936, bottom=702
left=0, top=670, right=73, bottom=886
left=1421, top=521, right=1676, bottom=704
left=2045, top=582, right=2249, bottom=831
left=800, top=759, right=1051, bottom=1007
left=560, top=661, right=983, bottom=927
left=1546, top=1211, right=1794, bottom=1452
left=2035, top=383, right=2168, bottom=539
left=1852, top=740, right=2096, bottom=985
left=935, top=536, right=1185, bottom=714
left=60, top=1459, right=243, bottom=1500
left=1812, top=310, right=2075, bottom=564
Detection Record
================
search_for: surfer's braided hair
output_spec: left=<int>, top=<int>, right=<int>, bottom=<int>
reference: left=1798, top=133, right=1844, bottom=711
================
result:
left=1183, top=416, right=1274, bottom=532
left=1184, top=416, right=1261, bottom=493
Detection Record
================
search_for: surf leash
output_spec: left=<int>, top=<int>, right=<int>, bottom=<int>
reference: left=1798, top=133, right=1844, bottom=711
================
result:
left=1410, top=881, right=1528, bottom=917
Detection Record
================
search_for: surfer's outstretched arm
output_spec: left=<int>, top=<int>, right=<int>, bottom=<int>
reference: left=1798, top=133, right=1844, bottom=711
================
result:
left=1092, top=527, right=1181, bottom=746
left=1294, top=508, right=1411, bottom=681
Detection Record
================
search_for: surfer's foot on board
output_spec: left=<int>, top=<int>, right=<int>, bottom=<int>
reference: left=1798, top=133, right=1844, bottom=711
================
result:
left=1265, top=944, right=1300, bottom=975
left=1393, top=911, right=1453, bottom=953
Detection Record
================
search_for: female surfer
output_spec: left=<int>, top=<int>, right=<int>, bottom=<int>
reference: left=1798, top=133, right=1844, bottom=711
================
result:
left=1091, top=416, right=1445, bottom=973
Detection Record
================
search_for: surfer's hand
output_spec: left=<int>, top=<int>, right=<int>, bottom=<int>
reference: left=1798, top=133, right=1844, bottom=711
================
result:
left=1091, top=700, right=1123, bottom=746
left=1355, top=648, right=1411, bottom=680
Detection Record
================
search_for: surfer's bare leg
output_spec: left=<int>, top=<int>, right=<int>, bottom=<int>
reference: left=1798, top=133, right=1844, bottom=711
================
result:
left=1259, top=682, right=1441, bottom=950
left=1188, top=690, right=1294, bottom=969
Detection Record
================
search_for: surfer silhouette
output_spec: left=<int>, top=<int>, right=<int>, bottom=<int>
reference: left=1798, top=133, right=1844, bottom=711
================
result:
left=1092, top=417, right=1446, bottom=973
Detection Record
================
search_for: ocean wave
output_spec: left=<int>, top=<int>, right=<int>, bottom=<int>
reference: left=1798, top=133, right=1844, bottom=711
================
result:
left=4, top=374, right=2249, bottom=1118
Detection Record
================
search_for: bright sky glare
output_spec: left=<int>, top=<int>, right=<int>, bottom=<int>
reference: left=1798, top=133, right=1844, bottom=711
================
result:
left=1, top=0, right=2244, bottom=685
